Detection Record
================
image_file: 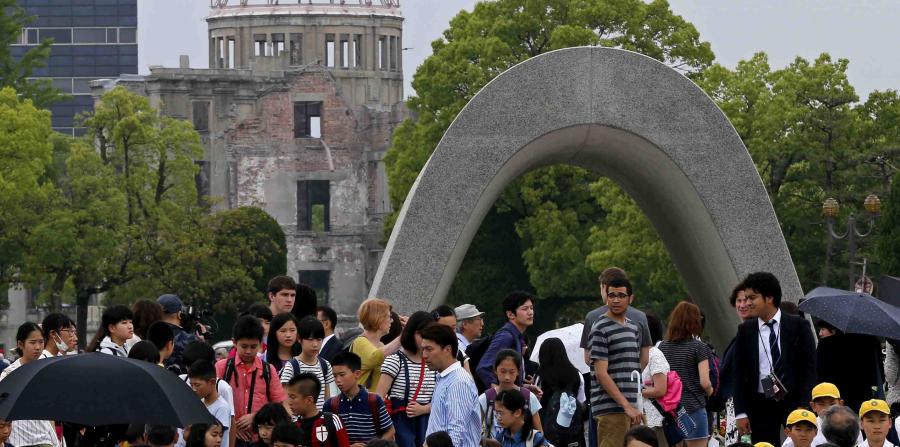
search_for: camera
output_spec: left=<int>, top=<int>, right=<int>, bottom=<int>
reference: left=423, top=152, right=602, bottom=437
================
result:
left=181, top=305, right=213, bottom=339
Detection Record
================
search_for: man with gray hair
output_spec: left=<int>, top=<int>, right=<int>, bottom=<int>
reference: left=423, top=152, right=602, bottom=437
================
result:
left=454, top=304, right=484, bottom=352
left=822, top=405, right=860, bottom=447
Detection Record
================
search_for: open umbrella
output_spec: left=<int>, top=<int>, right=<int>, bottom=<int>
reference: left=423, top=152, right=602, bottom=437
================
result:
left=0, top=353, right=216, bottom=427
left=800, top=286, right=900, bottom=338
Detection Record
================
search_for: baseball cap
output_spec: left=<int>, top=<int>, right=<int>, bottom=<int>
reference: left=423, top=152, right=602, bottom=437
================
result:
left=755, top=443, right=776, bottom=447
left=157, top=294, right=184, bottom=314
left=859, top=399, right=890, bottom=418
left=786, top=409, right=817, bottom=427
left=811, top=382, right=841, bottom=400
left=455, top=304, right=485, bottom=321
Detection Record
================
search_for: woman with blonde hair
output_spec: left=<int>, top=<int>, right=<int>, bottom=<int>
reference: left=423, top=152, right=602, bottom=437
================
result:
left=352, top=298, right=404, bottom=389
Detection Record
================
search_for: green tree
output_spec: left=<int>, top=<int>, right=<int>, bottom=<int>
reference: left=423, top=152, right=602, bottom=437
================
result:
left=696, top=54, right=899, bottom=291
left=386, top=0, right=714, bottom=324
left=111, top=206, right=288, bottom=313
left=0, top=87, right=55, bottom=286
left=878, top=174, right=900, bottom=276
left=14, top=86, right=204, bottom=344
left=0, top=0, right=62, bottom=107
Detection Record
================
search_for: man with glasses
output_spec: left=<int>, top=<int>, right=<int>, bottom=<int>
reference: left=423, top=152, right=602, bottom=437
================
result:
left=316, top=305, right=341, bottom=362
left=41, top=313, right=77, bottom=357
left=454, top=304, right=484, bottom=353
left=589, top=277, right=648, bottom=447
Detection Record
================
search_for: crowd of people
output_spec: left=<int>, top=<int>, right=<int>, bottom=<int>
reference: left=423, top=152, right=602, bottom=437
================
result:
left=0, top=270, right=898, bottom=447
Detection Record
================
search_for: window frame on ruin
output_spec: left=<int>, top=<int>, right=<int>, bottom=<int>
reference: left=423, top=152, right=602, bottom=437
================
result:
left=298, top=269, right=330, bottom=305
left=293, top=101, right=322, bottom=139
left=297, top=180, right=331, bottom=233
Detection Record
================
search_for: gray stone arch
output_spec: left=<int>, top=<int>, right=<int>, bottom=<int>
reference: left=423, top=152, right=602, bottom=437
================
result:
left=371, top=47, right=801, bottom=347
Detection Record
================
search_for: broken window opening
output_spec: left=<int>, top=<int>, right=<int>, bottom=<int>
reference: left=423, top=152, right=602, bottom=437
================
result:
left=272, top=33, right=285, bottom=57
left=325, top=35, right=335, bottom=67
left=341, top=39, right=349, bottom=68
left=290, top=33, right=303, bottom=65
left=254, top=34, right=267, bottom=57
left=298, top=270, right=330, bottom=305
left=227, top=37, right=235, bottom=67
left=294, top=102, right=323, bottom=138
left=377, top=36, right=386, bottom=70
left=353, top=35, right=362, bottom=68
left=297, top=180, right=331, bottom=232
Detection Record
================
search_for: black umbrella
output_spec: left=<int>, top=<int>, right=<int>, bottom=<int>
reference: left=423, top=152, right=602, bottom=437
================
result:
left=800, top=286, right=900, bottom=338
left=0, top=353, right=216, bottom=427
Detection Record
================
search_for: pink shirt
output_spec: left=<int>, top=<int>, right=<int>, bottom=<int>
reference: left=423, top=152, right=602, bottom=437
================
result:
left=216, top=356, right=285, bottom=419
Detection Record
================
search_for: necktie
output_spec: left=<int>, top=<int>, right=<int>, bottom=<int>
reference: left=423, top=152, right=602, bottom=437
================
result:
left=764, top=320, right=783, bottom=379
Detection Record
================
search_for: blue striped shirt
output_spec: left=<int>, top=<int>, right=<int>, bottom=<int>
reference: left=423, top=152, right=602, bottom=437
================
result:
left=426, top=362, right=481, bottom=447
left=323, top=385, right=392, bottom=443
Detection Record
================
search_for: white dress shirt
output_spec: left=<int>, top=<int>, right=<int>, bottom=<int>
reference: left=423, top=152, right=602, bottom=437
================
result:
left=757, top=309, right=782, bottom=393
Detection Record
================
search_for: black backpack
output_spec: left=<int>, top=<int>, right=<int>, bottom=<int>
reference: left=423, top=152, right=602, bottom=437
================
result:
left=540, top=381, right=586, bottom=447
left=223, top=357, right=271, bottom=414
left=466, top=326, right=518, bottom=394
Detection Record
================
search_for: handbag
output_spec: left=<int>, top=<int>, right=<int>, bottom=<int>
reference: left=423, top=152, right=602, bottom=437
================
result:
left=387, top=352, right=426, bottom=416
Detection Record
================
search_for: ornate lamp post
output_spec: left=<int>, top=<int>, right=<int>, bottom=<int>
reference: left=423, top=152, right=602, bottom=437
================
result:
left=822, top=194, right=881, bottom=289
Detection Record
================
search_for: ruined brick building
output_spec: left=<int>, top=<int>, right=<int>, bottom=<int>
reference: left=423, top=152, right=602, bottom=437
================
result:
left=104, top=1, right=406, bottom=316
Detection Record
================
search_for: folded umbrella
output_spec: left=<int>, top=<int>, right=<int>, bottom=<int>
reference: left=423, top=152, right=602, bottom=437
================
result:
left=0, top=353, right=216, bottom=427
left=800, top=286, right=900, bottom=339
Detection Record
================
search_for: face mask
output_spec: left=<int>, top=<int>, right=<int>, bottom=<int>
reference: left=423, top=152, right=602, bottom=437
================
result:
left=54, top=334, right=68, bottom=353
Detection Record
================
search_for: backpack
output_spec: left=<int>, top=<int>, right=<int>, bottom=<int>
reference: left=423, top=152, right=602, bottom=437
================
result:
left=483, top=387, right=532, bottom=439
left=466, top=326, right=520, bottom=394
left=328, top=392, right=385, bottom=436
left=703, top=340, right=724, bottom=412
left=288, top=358, right=331, bottom=383
left=223, top=357, right=271, bottom=414
left=540, top=380, right=586, bottom=447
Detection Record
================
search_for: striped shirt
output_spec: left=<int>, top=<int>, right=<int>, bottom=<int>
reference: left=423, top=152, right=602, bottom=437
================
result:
left=324, top=385, right=392, bottom=443
left=589, top=314, right=642, bottom=416
left=280, top=357, right=335, bottom=409
left=426, top=362, right=481, bottom=447
left=658, top=339, right=710, bottom=413
left=381, top=352, right=437, bottom=404
left=1, top=356, right=60, bottom=447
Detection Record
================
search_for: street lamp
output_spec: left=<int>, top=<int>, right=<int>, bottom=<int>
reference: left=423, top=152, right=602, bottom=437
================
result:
left=823, top=194, right=881, bottom=290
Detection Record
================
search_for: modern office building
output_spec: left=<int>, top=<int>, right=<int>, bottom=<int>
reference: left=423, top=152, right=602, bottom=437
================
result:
left=104, top=0, right=406, bottom=316
left=10, top=0, right=137, bottom=135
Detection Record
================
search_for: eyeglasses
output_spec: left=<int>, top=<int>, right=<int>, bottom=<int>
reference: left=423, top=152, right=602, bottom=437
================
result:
left=607, top=292, right=630, bottom=300
left=59, top=328, right=76, bottom=334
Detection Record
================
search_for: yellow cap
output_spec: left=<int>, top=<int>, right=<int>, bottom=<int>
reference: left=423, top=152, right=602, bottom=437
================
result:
left=755, top=443, right=776, bottom=447
left=859, top=399, right=890, bottom=418
left=786, top=409, right=817, bottom=426
left=811, top=382, right=841, bottom=399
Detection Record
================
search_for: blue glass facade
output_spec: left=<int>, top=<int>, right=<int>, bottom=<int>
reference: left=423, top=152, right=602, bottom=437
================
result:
left=10, top=0, right=138, bottom=135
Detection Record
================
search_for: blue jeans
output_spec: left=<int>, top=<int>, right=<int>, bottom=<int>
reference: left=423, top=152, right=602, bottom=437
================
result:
left=392, top=412, right=429, bottom=447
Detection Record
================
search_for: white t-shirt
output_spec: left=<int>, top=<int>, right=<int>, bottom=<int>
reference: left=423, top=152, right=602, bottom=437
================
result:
left=478, top=389, right=543, bottom=440
left=858, top=441, right=896, bottom=447
left=207, top=396, right=231, bottom=445
left=641, top=346, right=669, bottom=428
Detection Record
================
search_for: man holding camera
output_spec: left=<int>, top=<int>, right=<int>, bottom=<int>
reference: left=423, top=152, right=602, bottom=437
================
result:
left=157, top=294, right=200, bottom=374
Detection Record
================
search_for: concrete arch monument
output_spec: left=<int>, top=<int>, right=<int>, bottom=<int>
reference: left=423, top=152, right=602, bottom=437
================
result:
left=371, top=47, right=801, bottom=346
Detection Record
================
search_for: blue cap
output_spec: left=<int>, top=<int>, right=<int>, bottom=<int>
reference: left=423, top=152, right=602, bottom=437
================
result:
left=157, top=294, right=183, bottom=314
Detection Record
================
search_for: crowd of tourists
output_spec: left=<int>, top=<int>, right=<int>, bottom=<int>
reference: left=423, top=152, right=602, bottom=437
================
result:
left=0, top=270, right=898, bottom=447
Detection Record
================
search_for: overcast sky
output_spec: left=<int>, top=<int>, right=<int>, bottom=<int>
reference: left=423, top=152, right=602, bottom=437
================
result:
left=138, top=0, right=899, bottom=101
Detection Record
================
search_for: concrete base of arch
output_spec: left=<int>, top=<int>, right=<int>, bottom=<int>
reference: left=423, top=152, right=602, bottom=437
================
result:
left=370, top=47, right=802, bottom=348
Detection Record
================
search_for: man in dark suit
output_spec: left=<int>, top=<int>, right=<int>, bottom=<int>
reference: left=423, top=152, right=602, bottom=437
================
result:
left=316, top=305, right=342, bottom=362
left=734, top=272, right=817, bottom=445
